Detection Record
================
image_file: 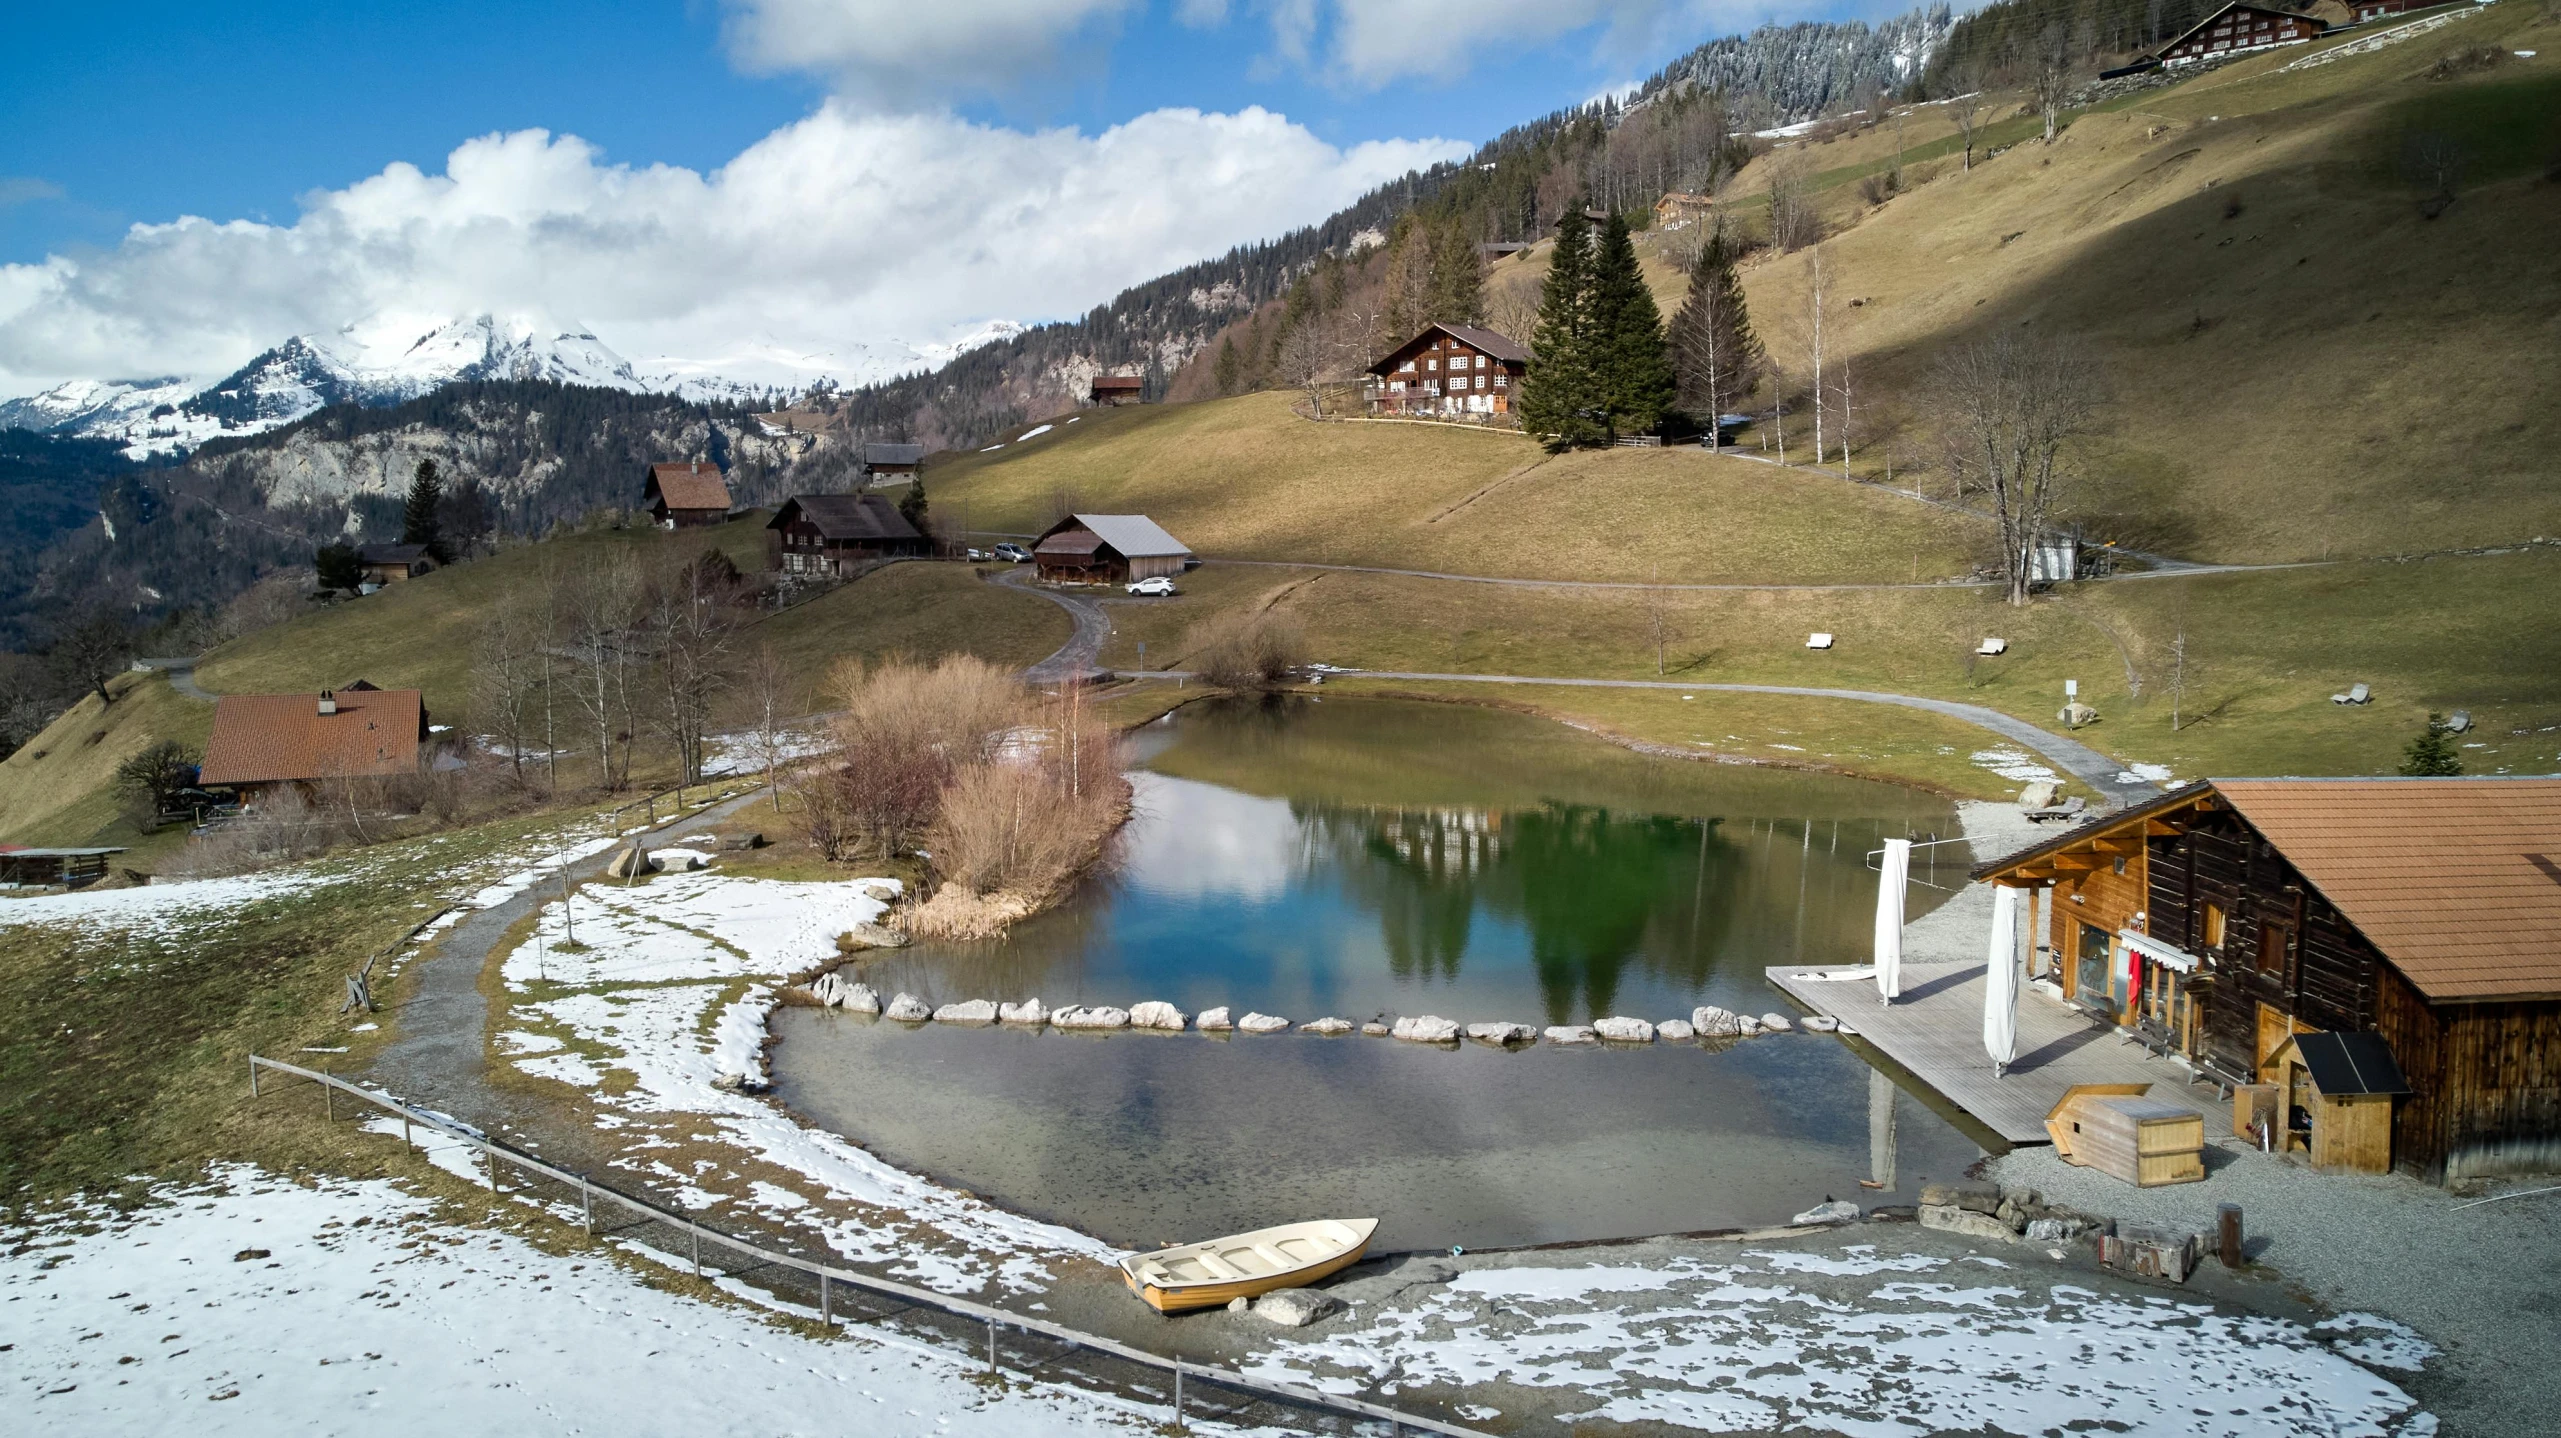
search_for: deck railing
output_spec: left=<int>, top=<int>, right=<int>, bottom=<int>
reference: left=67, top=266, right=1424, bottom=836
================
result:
left=246, top=1053, right=1482, bottom=1437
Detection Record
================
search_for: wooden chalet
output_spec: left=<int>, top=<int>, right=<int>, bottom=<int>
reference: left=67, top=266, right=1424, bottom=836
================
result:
left=2154, top=2, right=2327, bottom=64
left=1088, top=375, right=1145, bottom=407
left=1974, top=778, right=2561, bottom=1181
left=197, top=685, right=430, bottom=806
left=356, top=543, right=435, bottom=586
left=766, top=494, right=929, bottom=576
left=1365, top=323, right=1529, bottom=418
left=643, top=461, right=733, bottom=528
left=1033, top=513, right=1191, bottom=584
left=1653, top=192, right=1713, bottom=228
left=858, top=442, right=924, bottom=484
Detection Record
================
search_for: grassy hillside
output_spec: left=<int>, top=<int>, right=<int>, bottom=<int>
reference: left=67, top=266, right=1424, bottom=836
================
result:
left=0, top=671, right=214, bottom=853
left=929, top=392, right=1991, bottom=584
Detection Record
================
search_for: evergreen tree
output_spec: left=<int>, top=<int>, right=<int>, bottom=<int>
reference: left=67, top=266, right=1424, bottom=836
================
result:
left=2399, top=712, right=2464, bottom=776
left=1669, top=216, right=1765, bottom=447
left=314, top=541, right=364, bottom=594
left=1428, top=218, right=1485, bottom=327
left=401, top=458, right=448, bottom=562
left=897, top=475, right=929, bottom=534
left=1584, top=213, right=1676, bottom=440
left=1213, top=336, right=1242, bottom=396
left=1516, top=206, right=1601, bottom=450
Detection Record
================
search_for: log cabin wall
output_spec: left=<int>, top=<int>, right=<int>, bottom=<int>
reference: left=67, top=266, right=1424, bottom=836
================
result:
left=2374, top=962, right=2449, bottom=1176
left=2439, top=995, right=2561, bottom=1180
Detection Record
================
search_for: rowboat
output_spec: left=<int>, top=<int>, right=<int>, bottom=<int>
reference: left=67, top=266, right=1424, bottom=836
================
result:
left=1118, top=1218, right=1378, bottom=1313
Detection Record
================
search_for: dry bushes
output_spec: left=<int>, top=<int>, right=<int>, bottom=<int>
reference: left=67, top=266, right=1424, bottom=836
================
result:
left=811, top=654, right=1024, bottom=861
left=1185, top=611, right=1310, bottom=691
left=925, top=714, right=1126, bottom=902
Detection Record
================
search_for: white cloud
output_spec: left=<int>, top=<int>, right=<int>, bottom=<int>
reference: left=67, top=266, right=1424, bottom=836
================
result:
left=1314, top=1, right=1754, bottom=87
left=0, top=106, right=1462, bottom=394
left=720, top=0, right=1142, bottom=107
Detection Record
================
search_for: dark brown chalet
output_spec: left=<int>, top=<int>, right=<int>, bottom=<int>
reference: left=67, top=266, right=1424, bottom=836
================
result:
left=2154, top=2, right=2326, bottom=64
left=1976, top=778, right=2561, bottom=1181
left=1088, top=375, right=1145, bottom=406
left=644, top=461, right=733, bottom=528
left=1366, top=323, right=1529, bottom=418
left=766, top=494, right=928, bottom=576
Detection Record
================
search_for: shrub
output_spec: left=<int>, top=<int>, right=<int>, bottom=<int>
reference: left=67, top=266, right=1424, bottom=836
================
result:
left=1186, top=612, right=1309, bottom=691
left=813, top=654, right=1030, bottom=860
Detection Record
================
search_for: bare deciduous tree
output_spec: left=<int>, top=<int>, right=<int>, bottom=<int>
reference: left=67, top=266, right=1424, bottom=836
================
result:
left=1276, top=312, right=1345, bottom=417
left=1766, top=160, right=1817, bottom=252
left=1931, top=332, right=2106, bottom=606
left=559, top=554, right=642, bottom=789
left=470, top=602, right=547, bottom=787
left=643, top=548, right=740, bottom=793
left=735, top=644, right=795, bottom=811
left=2033, top=25, right=2075, bottom=145
left=1947, top=62, right=1990, bottom=171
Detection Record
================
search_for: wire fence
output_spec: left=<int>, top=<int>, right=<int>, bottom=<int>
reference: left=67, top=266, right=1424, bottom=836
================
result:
left=247, top=1054, right=1483, bottom=1438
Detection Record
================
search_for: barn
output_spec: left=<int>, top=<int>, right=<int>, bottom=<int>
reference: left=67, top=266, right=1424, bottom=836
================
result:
left=1033, top=514, right=1192, bottom=584
left=1366, top=323, right=1529, bottom=418
left=197, top=686, right=430, bottom=808
left=858, top=442, right=924, bottom=485
left=1088, top=375, right=1145, bottom=407
left=2153, top=2, right=2327, bottom=65
left=643, top=461, right=733, bottom=528
left=766, top=494, right=929, bottom=576
left=1974, top=777, right=2561, bottom=1181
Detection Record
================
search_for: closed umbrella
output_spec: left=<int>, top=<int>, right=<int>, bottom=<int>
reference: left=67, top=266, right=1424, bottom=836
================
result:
left=1874, top=838, right=1910, bottom=1002
left=1984, top=883, right=2020, bottom=1075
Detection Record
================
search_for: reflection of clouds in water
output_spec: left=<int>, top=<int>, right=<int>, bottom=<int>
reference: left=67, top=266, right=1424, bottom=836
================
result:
left=1121, top=772, right=1304, bottom=902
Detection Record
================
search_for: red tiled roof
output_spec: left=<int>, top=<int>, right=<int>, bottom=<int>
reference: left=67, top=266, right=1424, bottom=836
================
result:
left=198, top=688, right=427, bottom=787
left=647, top=462, right=732, bottom=513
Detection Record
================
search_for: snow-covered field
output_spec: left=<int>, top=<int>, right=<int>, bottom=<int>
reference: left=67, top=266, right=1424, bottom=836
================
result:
left=0, top=1165, right=1190, bottom=1437
left=1249, top=1248, right=2436, bottom=1436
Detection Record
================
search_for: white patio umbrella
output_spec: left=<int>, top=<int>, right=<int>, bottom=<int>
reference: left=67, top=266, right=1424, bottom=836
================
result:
left=1984, top=883, right=2021, bottom=1075
left=1874, top=838, right=1910, bottom=1002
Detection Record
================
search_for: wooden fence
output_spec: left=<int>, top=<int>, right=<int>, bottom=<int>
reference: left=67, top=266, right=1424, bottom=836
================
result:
left=247, top=1054, right=1483, bottom=1437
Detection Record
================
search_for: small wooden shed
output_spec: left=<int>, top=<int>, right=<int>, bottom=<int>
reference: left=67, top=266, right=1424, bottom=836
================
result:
left=2268, top=1031, right=2412, bottom=1174
left=2046, top=1082, right=2206, bottom=1187
left=1033, top=514, right=1192, bottom=584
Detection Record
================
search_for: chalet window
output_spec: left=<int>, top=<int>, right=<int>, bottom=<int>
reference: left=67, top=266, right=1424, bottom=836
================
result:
left=1400, top=360, right=1415, bottom=372
left=1494, top=373, right=1508, bottom=387
left=2258, top=920, right=2292, bottom=976
left=1426, top=358, right=1438, bottom=371
left=2112, top=854, right=2128, bottom=876
left=2202, top=901, right=2227, bottom=948
left=1473, top=356, right=1487, bottom=369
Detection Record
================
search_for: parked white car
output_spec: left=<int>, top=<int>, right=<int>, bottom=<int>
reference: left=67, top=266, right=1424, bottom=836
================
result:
left=1126, top=576, right=1178, bottom=597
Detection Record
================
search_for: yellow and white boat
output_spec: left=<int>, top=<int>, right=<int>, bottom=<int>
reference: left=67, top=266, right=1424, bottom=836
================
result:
left=1118, top=1218, right=1378, bottom=1313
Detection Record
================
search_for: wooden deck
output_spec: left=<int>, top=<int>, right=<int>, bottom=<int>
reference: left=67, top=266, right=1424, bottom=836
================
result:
left=1767, top=961, right=2232, bottom=1145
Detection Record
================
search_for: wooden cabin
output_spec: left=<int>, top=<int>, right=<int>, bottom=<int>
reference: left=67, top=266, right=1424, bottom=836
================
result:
left=0, top=846, right=127, bottom=889
left=857, top=442, right=924, bottom=485
left=197, top=686, right=429, bottom=807
left=1033, top=514, right=1191, bottom=584
left=1974, top=778, right=2561, bottom=1182
left=2154, top=2, right=2327, bottom=65
left=1088, top=375, right=1145, bottom=407
left=1365, top=323, right=1529, bottom=418
left=765, top=494, right=928, bottom=576
left=643, top=461, right=733, bottom=528
left=356, top=543, right=435, bottom=586
left=1653, top=192, right=1713, bottom=229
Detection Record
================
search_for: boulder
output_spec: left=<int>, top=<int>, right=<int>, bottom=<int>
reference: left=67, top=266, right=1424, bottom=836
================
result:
left=718, top=831, right=765, bottom=851
left=842, top=922, right=907, bottom=950
left=1919, top=1204, right=2018, bottom=1243
left=1301, top=1017, right=1354, bottom=1035
left=804, top=972, right=847, bottom=1007
left=860, top=881, right=900, bottom=903
left=1055, top=1005, right=1131, bottom=1030
left=934, top=999, right=999, bottom=1024
left=1360, top=1021, right=1390, bottom=1036
left=1464, top=1021, right=1536, bottom=1046
left=1655, top=1019, right=1696, bottom=1042
left=884, top=992, right=933, bottom=1022
left=998, top=998, right=1049, bottom=1026
left=1543, top=1025, right=1598, bottom=1044
left=1801, top=1015, right=1839, bottom=1033
left=1791, top=1199, right=1863, bottom=1226
left=1195, top=1007, right=1234, bottom=1032
left=1692, top=1005, right=1740, bottom=1036
left=1759, top=1013, right=1794, bottom=1032
left=1594, top=1016, right=1655, bottom=1043
left=1391, top=1015, right=1460, bottom=1043
left=841, top=983, right=882, bottom=1016
left=1129, top=1001, right=1188, bottom=1031
left=604, top=845, right=654, bottom=879
left=2016, top=780, right=2061, bottom=812
left=1237, top=1012, right=1290, bottom=1034
left=1733, top=1014, right=1762, bottom=1035
left=1254, top=1288, right=1343, bottom=1327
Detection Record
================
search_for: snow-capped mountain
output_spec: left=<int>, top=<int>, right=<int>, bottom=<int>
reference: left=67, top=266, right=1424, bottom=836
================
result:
left=1, top=313, right=1022, bottom=456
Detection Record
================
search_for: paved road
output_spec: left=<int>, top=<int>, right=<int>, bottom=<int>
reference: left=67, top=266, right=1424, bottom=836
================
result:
left=133, top=656, right=212, bottom=701
left=1335, top=669, right=2161, bottom=806
left=995, top=567, right=1112, bottom=682
left=1208, top=555, right=2330, bottom=593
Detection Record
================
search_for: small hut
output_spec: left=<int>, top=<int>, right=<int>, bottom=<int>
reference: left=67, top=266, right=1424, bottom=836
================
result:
left=2267, top=1031, right=2413, bottom=1174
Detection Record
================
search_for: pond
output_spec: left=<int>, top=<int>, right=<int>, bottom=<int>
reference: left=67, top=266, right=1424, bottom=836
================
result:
left=771, top=696, right=1994, bottom=1252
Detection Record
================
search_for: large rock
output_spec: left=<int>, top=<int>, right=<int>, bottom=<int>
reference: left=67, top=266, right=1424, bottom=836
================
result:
left=998, top=998, right=1049, bottom=1026
left=934, top=999, right=999, bottom=1024
left=1129, top=1001, right=1188, bottom=1031
left=1237, top=1012, right=1290, bottom=1034
left=1301, top=1017, right=1353, bottom=1035
left=2016, top=780, right=2061, bottom=811
left=1391, top=1015, right=1460, bottom=1043
left=1054, top=1005, right=1131, bottom=1030
left=649, top=848, right=707, bottom=872
left=1759, top=1013, right=1794, bottom=1032
left=1195, top=1007, right=1233, bottom=1032
left=1692, top=1005, right=1740, bottom=1036
left=1801, top=1015, right=1839, bottom=1033
left=1919, top=1204, right=2018, bottom=1243
left=717, top=831, right=765, bottom=851
left=1465, top=1021, right=1536, bottom=1046
left=841, top=983, right=882, bottom=1016
left=1253, top=1288, right=1343, bottom=1327
left=1792, top=1199, right=1863, bottom=1226
left=604, top=845, right=654, bottom=879
left=1594, top=1016, right=1655, bottom=1043
left=1543, top=1025, right=1598, bottom=1044
left=1656, top=1019, right=1696, bottom=1042
left=804, top=971, right=848, bottom=1007
left=1360, top=1021, right=1390, bottom=1036
left=859, top=881, right=900, bottom=903
left=884, top=992, right=932, bottom=1022
left=842, top=922, right=907, bottom=950
left=1733, top=1014, right=1763, bottom=1035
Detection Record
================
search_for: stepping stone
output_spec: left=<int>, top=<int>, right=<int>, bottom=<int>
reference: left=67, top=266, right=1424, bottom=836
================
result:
left=1360, top=1021, right=1390, bottom=1036
left=998, top=998, right=1048, bottom=1025
left=933, top=999, right=998, bottom=1023
left=1656, top=1019, right=1696, bottom=1041
left=1543, top=1025, right=1598, bottom=1044
left=1801, top=1015, right=1839, bottom=1033
left=1301, top=1017, right=1353, bottom=1035
left=1054, top=1005, right=1131, bottom=1030
left=1594, top=1016, right=1655, bottom=1043
left=1129, top=1001, right=1188, bottom=1031
left=1196, top=1007, right=1233, bottom=1031
left=1464, top=1022, right=1535, bottom=1046
left=841, top=983, right=881, bottom=1016
left=1391, top=1015, right=1460, bottom=1043
left=1237, top=1012, right=1290, bottom=1034
left=884, top=992, right=932, bottom=1022
left=1760, top=1013, right=1794, bottom=1032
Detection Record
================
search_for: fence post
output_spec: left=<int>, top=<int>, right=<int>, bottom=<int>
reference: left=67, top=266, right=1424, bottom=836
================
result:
left=1173, top=1358, right=1184, bottom=1429
left=691, top=1224, right=701, bottom=1276
left=402, top=1113, right=412, bottom=1151
left=249, top=1055, right=259, bottom=1099
left=322, top=1070, right=333, bottom=1121
left=987, top=1318, right=997, bottom=1374
left=484, top=1141, right=497, bottom=1192
left=581, top=1176, right=592, bottom=1234
left=821, top=1272, right=831, bottom=1327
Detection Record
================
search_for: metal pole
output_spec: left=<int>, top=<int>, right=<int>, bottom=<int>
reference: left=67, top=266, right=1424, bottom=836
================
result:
left=1173, top=1359, right=1184, bottom=1428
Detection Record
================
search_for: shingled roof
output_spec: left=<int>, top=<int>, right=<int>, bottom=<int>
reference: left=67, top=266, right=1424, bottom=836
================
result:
left=860, top=442, right=924, bottom=468
left=198, top=687, right=428, bottom=787
left=769, top=493, right=921, bottom=543
left=646, top=462, right=732, bottom=513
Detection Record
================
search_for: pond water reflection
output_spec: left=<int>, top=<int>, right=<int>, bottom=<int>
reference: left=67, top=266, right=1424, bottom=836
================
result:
left=772, top=697, right=1991, bottom=1250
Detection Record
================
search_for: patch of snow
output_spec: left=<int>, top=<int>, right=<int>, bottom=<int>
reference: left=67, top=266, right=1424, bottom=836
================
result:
left=2317, top=1313, right=2440, bottom=1373
left=1015, top=424, right=1053, bottom=442
left=2116, top=763, right=2173, bottom=785
left=1971, top=748, right=2058, bottom=783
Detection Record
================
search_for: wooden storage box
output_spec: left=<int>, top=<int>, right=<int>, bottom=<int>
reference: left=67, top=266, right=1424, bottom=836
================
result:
left=2076, top=1098, right=2206, bottom=1186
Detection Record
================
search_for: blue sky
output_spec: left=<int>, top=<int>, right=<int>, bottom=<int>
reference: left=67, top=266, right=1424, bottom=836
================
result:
left=0, top=0, right=1883, bottom=393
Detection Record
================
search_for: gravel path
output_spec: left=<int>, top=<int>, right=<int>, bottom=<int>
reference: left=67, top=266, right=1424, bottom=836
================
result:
left=997, top=567, right=1112, bottom=683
